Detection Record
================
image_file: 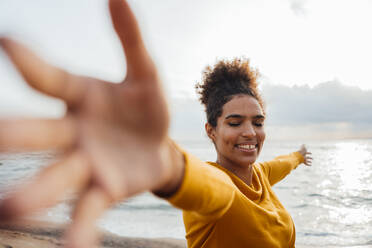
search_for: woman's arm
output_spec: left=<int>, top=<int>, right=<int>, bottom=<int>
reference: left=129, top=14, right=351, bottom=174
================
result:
left=259, top=145, right=312, bottom=186
left=159, top=146, right=236, bottom=219
left=152, top=140, right=185, bottom=197
left=0, top=1, right=236, bottom=246
left=0, top=1, right=185, bottom=247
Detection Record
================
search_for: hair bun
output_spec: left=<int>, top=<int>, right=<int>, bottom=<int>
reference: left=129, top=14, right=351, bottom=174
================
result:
left=195, top=58, right=264, bottom=127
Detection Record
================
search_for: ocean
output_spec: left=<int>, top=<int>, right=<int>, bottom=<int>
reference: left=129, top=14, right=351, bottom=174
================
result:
left=0, top=138, right=371, bottom=247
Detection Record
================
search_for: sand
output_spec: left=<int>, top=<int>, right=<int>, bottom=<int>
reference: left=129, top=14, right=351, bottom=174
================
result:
left=0, top=220, right=186, bottom=248
left=1, top=221, right=370, bottom=248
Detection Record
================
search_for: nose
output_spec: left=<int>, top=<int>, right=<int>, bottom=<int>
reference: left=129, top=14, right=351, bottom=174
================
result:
left=241, top=123, right=256, bottom=138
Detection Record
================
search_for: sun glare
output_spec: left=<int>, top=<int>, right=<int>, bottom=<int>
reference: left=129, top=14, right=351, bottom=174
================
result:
left=330, top=142, right=371, bottom=192
left=320, top=141, right=372, bottom=227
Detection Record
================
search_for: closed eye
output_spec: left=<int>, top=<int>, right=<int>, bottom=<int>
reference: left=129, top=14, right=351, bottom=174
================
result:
left=228, top=123, right=241, bottom=127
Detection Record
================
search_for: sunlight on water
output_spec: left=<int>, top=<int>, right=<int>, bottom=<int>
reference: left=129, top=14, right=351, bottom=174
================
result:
left=1, top=140, right=372, bottom=246
left=328, top=205, right=372, bottom=225
left=324, top=141, right=372, bottom=231
left=331, top=142, right=371, bottom=192
left=275, top=140, right=372, bottom=246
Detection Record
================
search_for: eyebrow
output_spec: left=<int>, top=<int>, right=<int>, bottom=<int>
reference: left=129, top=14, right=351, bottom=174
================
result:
left=225, top=114, right=265, bottom=120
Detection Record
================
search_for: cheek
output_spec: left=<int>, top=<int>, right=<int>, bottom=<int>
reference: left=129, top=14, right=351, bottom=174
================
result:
left=216, top=128, right=236, bottom=146
left=219, top=128, right=239, bottom=147
left=257, top=128, right=266, bottom=143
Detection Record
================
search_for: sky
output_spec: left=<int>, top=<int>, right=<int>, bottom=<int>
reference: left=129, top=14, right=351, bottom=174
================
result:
left=170, top=81, right=372, bottom=140
left=0, top=0, right=371, bottom=139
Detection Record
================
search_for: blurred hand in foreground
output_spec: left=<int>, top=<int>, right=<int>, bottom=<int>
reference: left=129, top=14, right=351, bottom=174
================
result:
left=298, top=144, right=313, bottom=166
left=0, top=1, right=184, bottom=247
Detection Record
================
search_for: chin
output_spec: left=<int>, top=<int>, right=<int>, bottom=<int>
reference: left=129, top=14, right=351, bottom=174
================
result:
left=233, top=146, right=261, bottom=166
left=246, top=158, right=257, bottom=165
left=236, top=155, right=258, bottom=166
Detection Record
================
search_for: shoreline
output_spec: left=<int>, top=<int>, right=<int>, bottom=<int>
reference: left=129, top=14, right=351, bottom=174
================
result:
left=0, top=220, right=186, bottom=248
left=0, top=220, right=371, bottom=248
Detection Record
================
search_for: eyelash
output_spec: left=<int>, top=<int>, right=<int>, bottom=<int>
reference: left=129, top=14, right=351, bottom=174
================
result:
left=228, top=123, right=240, bottom=127
left=228, top=123, right=263, bottom=127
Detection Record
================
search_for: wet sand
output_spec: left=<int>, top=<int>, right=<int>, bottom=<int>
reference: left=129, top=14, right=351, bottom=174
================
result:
left=0, top=220, right=370, bottom=248
left=0, top=220, right=186, bottom=248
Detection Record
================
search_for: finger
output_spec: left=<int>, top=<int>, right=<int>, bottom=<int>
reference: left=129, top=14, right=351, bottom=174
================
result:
left=64, top=187, right=111, bottom=248
left=0, top=38, right=88, bottom=106
left=109, top=0, right=156, bottom=81
left=0, top=117, right=76, bottom=151
left=306, top=152, right=312, bottom=155
left=0, top=152, right=90, bottom=221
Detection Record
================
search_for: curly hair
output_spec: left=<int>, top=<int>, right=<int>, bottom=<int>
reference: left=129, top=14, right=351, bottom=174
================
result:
left=195, top=58, right=265, bottom=127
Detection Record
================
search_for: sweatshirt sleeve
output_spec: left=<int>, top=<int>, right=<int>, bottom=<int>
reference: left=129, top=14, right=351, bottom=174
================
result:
left=165, top=148, right=236, bottom=219
left=259, top=152, right=304, bottom=186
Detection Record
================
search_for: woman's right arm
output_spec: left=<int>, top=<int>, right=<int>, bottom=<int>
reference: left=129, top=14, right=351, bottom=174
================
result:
left=0, top=1, right=234, bottom=247
left=156, top=144, right=236, bottom=218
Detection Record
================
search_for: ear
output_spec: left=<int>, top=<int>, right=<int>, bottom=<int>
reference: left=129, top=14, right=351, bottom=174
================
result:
left=205, top=122, right=216, bottom=142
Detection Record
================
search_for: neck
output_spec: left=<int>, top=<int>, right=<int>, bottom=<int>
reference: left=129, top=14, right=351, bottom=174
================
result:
left=217, top=158, right=254, bottom=186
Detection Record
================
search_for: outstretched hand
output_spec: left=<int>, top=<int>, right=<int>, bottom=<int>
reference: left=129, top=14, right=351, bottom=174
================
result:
left=0, top=1, right=183, bottom=247
left=298, top=144, right=313, bottom=166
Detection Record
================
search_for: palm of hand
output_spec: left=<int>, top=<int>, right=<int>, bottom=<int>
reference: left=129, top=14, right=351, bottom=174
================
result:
left=73, top=78, right=169, bottom=198
left=0, top=1, right=171, bottom=247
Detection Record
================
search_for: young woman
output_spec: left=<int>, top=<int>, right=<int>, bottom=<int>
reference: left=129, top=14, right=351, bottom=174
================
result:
left=0, top=0, right=312, bottom=247
left=162, top=59, right=312, bottom=247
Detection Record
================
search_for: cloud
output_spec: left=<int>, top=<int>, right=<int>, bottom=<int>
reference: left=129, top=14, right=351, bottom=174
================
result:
left=168, top=81, right=372, bottom=140
left=262, top=81, right=372, bottom=139
left=289, top=0, right=308, bottom=16
left=262, top=81, right=372, bottom=125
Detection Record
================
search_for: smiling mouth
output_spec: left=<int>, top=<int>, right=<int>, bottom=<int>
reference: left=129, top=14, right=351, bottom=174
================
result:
left=235, top=144, right=258, bottom=152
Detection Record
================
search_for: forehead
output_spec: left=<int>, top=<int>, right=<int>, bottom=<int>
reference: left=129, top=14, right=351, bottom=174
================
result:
left=221, top=95, right=263, bottom=117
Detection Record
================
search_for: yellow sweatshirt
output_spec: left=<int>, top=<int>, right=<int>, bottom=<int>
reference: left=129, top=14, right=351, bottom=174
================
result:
left=168, top=151, right=304, bottom=248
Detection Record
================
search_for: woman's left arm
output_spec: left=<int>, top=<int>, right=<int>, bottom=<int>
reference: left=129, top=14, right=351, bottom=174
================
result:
left=259, top=144, right=312, bottom=186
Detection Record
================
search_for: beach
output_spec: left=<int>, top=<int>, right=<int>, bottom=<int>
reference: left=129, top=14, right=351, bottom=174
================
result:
left=0, top=220, right=186, bottom=248
left=1, top=221, right=371, bottom=248
left=0, top=139, right=372, bottom=247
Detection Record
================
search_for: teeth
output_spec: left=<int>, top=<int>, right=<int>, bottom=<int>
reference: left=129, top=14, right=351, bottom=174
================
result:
left=238, top=144, right=256, bottom=149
